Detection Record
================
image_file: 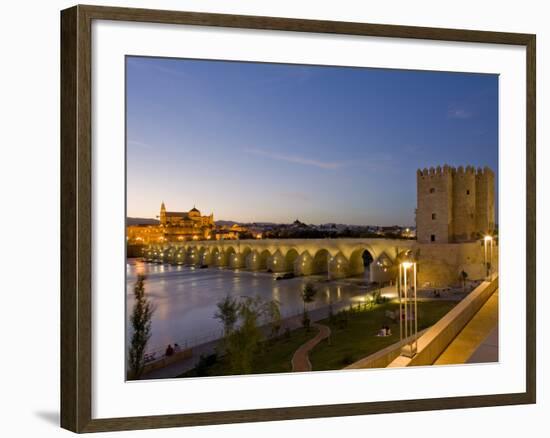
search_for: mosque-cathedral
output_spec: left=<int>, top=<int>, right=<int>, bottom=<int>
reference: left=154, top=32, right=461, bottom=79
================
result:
left=127, top=203, right=244, bottom=244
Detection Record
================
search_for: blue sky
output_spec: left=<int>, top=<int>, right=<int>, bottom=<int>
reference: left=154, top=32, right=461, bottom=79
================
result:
left=126, top=56, right=498, bottom=226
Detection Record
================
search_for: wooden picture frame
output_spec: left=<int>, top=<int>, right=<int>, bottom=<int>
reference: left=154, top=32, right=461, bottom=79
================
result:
left=61, top=4, right=536, bottom=433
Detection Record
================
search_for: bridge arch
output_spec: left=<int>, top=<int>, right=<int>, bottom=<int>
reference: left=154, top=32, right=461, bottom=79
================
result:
left=177, top=247, right=188, bottom=264
left=215, top=246, right=234, bottom=268
left=154, top=247, right=164, bottom=262
left=285, top=249, right=299, bottom=272
left=242, top=246, right=253, bottom=268
left=349, top=247, right=376, bottom=279
left=225, top=246, right=237, bottom=257
left=229, top=245, right=251, bottom=269
left=294, top=250, right=314, bottom=276
left=267, top=250, right=286, bottom=273
left=213, top=247, right=229, bottom=267
left=312, top=249, right=331, bottom=274
left=329, top=251, right=350, bottom=279
left=164, top=246, right=177, bottom=264
left=199, top=247, right=212, bottom=265
left=186, top=246, right=200, bottom=265
left=247, top=249, right=271, bottom=271
left=370, top=251, right=396, bottom=284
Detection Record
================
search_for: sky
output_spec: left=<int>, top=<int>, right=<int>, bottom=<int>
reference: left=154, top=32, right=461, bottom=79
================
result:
left=126, top=56, right=498, bottom=226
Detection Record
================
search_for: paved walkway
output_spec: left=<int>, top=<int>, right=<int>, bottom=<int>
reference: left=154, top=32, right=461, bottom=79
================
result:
left=291, top=323, right=331, bottom=372
left=467, top=325, right=499, bottom=363
left=380, top=281, right=480, bottom=302
left=434, top=290, right=499, bottom=365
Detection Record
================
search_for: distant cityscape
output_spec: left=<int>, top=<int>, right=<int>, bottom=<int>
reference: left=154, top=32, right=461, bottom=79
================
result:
left=127, top=203, right=416, bottom=246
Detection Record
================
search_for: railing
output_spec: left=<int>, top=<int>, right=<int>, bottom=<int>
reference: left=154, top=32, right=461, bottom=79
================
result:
left=142, top=328, right=224, bottom=364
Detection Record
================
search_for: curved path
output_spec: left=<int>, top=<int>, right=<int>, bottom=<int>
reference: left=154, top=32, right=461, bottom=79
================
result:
left=291, top=323, right=331, bottom=372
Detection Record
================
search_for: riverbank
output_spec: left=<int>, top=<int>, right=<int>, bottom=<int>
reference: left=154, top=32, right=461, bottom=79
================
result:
left=127, top=259, right=373, bottom=364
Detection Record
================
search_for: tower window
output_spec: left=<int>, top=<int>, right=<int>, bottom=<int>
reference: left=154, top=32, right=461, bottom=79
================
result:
left=432, top=213, right=437, bottom=220
left=429, top=188, right=435, bottom=193
left=431, top=234, right=436, bottom=242
left=466, top=189, right=470, bottom=195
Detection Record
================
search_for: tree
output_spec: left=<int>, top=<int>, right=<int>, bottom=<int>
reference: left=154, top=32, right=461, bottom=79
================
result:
left=128, top=274, right=154, bottom=380
left=214, top=295, right=239, bottom=337
left=214, top=296, right=281, bottom=375
left=264, top=299, right=282, bottom=339
left=226, top=297, right=264, bottom=374
left=301, top=282, right=318, bottom=331
left=369, top=288, right=382, bottom=308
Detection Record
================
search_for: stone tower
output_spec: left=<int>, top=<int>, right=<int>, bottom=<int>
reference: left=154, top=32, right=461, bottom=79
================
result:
left=452, top=166, right=477, bottom=241
left=160, top=201, right=166, bottom=226
left=475, top=166, right=496, bottom=235
left=416, top=165, right=495, bottom=243
left=416, top=165, right=453, bottom=244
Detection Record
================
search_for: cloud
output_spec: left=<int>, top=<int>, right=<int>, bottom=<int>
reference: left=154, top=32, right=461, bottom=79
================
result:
left=244, top=148, right=345, bottom=170
left=447, top=108, right=473, bottom=119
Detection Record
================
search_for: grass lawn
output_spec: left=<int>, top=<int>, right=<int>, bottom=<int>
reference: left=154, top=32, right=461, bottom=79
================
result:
left=179, top=300, right=457, bottom=378
left=309, top=300, right=457, bottom=371
left=179, top=327, right=316, bottom=378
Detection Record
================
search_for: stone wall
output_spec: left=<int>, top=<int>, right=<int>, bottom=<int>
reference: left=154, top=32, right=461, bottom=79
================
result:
left=415, top=241, right=497, bottom=287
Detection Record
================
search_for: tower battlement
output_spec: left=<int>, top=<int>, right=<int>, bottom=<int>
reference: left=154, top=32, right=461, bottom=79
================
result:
left=417, top=164, right=454, bottom=177
left=452, top=165, right=476, bottom=176
left=416, top=164, right=495, bottom=244
left=475, top=166, right=494, bottom=177
left=417, top=165, right=486, bottom=177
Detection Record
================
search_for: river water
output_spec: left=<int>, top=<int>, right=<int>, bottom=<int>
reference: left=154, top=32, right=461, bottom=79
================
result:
left=126, top=258, right=368, bottom=355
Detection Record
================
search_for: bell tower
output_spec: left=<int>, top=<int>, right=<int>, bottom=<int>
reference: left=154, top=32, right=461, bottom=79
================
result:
left=160, top=201, right=167, bottom=226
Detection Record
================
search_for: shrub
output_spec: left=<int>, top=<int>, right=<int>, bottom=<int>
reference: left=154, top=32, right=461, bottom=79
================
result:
left=195, top=353, right=218, bottom=377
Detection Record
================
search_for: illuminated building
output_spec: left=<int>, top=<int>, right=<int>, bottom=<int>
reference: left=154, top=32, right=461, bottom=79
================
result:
left=127, top=203, right=215, bottom=244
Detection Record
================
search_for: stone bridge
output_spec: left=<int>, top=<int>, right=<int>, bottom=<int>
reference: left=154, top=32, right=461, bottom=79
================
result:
left=143, top=238, right=415, bottom=282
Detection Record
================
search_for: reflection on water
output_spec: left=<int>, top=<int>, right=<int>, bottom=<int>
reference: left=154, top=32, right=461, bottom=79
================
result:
left=126, top=259, right=366, bottom=353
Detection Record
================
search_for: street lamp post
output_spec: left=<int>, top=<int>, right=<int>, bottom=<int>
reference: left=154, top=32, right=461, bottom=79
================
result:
left=483, top=235, right=493, bottom=279
left=399, top=260, right=418, bottom=358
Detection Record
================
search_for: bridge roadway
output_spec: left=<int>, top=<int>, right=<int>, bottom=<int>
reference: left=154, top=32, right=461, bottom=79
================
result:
left=143, top=238, right=415, bottom=281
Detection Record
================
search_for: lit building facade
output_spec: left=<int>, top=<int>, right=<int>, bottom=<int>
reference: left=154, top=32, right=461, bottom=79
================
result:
left=127, top=203, right=215, bottom=244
